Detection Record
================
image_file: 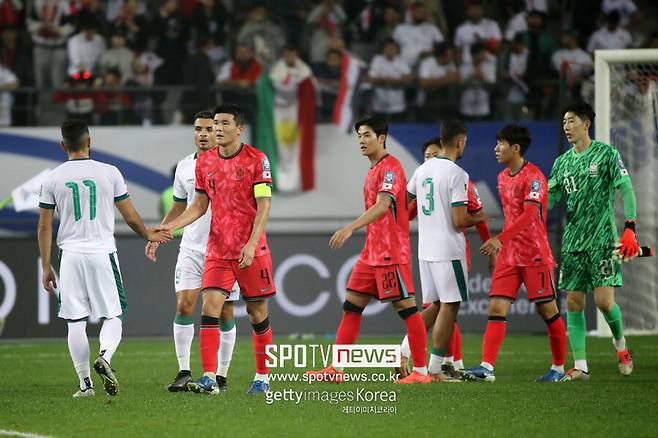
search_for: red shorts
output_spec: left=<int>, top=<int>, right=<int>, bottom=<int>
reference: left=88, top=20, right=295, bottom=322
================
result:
left=489, top=263, right=556, bottom=303
left=202, top=254, right=276, bottom=301
left=346, top=260, right=415, bottom=302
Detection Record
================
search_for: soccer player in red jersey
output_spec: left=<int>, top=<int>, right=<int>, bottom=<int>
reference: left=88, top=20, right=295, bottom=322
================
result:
left=160, top=104, right=275, bottom=395
left=461, top=124, right=567, bottom=382
left=400, top=137, right=495, bottom=378
left=306, top=116, right=430, bottom=384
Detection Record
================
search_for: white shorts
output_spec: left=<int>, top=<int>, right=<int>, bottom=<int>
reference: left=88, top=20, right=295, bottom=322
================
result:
left=175, top=247, right=239, bottom=301
left=58, top=251, right=126, bottom=320
left=419, top=259, right=469, bottom=304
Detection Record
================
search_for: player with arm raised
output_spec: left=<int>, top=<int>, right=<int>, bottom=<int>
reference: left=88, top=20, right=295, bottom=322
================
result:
left=159, top=104, right=275, bottom=395
left=306, top=116, right=430, bottom=384
left=399, top=132, right=495, bottom=379
left=461, top=124, right=567, bottom=382
left=549, top=102, right=637, bottom=381
left=145, top=111, right=240, bottom=392
left=37, top=119, right=171, bottom=397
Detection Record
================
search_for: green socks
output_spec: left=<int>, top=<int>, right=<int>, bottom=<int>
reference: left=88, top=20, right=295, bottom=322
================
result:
left=603, top=304, right=625, bottom=341
left=567, top=311, right=587, bottom=361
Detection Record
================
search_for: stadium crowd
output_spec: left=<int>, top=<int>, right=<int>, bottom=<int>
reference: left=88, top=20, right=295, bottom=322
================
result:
left=0, top=0, right=656, bottom=126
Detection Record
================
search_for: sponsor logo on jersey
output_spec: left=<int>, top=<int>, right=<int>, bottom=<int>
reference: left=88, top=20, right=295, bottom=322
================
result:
left=262, top=158, right=271, bottom=171
left=529, top=179, right=540, bottom=199
left=382, top=171, right=395, bottom=190
left=589, top=162, right=598, bottom=177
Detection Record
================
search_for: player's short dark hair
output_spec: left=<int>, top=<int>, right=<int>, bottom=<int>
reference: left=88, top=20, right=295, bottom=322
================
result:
left=496, top=124, right=532, bottom=156
left=440, top=119, right=467, bottom=146
left=61, top=119, right=89, bottom=152
left=194, top=110, right=214, bottom=121
left=422, top=137, right=441, bottom=154
left=214, top=103, right=245, bottom=126
left=355, top=116, right=388, bottom=147
left=562, top=101, right=596, bottom=125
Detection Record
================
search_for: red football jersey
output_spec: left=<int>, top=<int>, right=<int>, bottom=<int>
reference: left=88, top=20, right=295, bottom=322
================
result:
left=497, top=161, right=553, bottom=266
left=195, top=144, right=272, bottom=260
left=360, top=154, right=411, bottom=266
left=464, top=180, right=483, bottom=267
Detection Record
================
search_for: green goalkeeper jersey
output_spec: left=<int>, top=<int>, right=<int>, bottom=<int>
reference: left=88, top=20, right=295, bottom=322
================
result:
left=548, top=140, right=631, bottom=252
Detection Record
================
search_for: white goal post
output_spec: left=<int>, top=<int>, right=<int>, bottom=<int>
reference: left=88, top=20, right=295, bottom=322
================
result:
left=594, top=49, right=658, bottom=336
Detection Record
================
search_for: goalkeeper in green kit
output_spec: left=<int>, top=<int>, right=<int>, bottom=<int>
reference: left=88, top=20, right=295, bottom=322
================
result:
left=548, top=102, right=638, bottom=381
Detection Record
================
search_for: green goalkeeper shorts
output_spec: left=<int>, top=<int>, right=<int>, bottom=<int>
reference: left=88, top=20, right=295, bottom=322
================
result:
left=558, top=249, right=622, bottom=292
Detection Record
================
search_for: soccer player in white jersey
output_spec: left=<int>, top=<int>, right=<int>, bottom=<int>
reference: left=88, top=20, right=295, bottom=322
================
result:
left=406, top=119, right=485, bottom=380
left=38, top=119, right=170, bottom=397
left=146, top=111, right=240, bottom=392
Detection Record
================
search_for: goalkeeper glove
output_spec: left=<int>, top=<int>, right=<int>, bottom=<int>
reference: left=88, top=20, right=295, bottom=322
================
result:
left=612, top=221, right=640, bottom=262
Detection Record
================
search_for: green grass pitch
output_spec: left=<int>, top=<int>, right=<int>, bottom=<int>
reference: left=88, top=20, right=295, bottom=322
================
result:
left=1, top=335, right=658, bottom=437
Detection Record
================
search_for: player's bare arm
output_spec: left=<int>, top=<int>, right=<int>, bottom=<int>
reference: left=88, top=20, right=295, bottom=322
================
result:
left=115, top=197, right=172, bottom=243
left=480, top=237, right=503, bottom=256
left=160, top=191, right=209, bottom=234
left=37, top=207, right=57, bottom=293
left=452, top=204, right=485, bottom=229
left=330, top=194, right=392, bottom=250
left=146, top=200, right=186, bottom=262
left=239, top=195, right=271, bottom=269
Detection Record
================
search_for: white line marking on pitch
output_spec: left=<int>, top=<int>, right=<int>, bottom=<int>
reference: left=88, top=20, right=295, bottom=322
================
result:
left=0, top=429, right=55, bottom=438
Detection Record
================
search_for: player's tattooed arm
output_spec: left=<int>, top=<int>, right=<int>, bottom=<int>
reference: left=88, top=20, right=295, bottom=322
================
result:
left=330, top=194, right=392, bottom=249
left=37, top=207, right=57, bottom=293
left=239, top=196, right=271, bottom=268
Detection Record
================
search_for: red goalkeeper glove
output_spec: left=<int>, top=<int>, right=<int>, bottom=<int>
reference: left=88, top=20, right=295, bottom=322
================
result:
left=613, top=221, right=640, bottom=262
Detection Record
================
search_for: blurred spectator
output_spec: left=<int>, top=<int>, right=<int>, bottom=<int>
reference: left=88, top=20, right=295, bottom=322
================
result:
left=312, top=47, right=342, bottom=120
left=367, top=39, right=413, bottom=122
left=52, top=72, right=96, bottom=124
left=67, top=12, right=106, bottom=76
left=519, top=10, right=556, bottom=116
left=27, top=0, right=74, bottom=88
left=601, top=0, right=639, bottom=28
left=105, top=0, right=147, bottom=23
left=417, top=42, right=460, bottom=122
left=216, top=42, right=262, bottom=123
left=524, top=0, right=547, bottom=12
left=0, top=51, right=19, bottom=126
left=95, top=67, right=133, bottom=125
left=125, top=52, right=162, bottom=125
left=109, top=0, right=148, bottom=50
left=181, top=37, right=216, bottom=123
left=504, top=0, right=527, bottom=41
left=192, top=0, right=227, bottom=44
left=307, top=0, right=347, bottom=63
left=0, top=0, right=22, bottom=28
left=459, top=42, right=496, bottom=120
left=71, top=0, right=108, bottom=37
left=454, top=2, right=502, bottom=64
left=279, top=0, right=308, bottom=48
left=237, top=3, right=286, bottom=70
left=587, top=10, right=632, bottom=53
left=270, top=45, right=313, bottom=106
left=371, top=6, right=402, bottom=60
left=503, top=34, right=529, bottom=119
left=153, top=0, right=189, bottom=85
left=101, top=31, right=134, bottom=83
left=553, top=32, right=593, bottom=98
left=393, top=2, right=443, bottom=68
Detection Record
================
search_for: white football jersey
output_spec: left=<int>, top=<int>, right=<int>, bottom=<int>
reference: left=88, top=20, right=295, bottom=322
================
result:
left=407, top=157, right=469, bottom=261
left=172, top=152, right=211, bottom=253
left=39, top=159, right=128, bottom=253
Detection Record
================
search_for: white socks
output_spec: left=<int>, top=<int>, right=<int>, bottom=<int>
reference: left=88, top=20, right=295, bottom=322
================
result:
left=575, top=360, right=589, bottom=373
left=99, top=317, right=122, bottom=364
left=173, top=322, right=195, bottom=371
left=613, top=336, right=627, bottom=352
left=428, top=354, right=444, bottom=375
left=551, top=364, right=565, bottom=373
left=217, top=325, right=236, bottom=377
left=67, top=320, right=91, bottom=389
left=400, top=335, right=411, bottom=358
left=255, top=372, right=269, bottom=384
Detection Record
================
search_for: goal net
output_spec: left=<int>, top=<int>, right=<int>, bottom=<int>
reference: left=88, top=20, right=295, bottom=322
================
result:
left=595, top=49, right=658, bottom=335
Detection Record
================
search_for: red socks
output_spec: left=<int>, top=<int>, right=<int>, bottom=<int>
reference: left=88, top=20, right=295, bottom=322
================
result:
left=335, top=306, right=363, bottom=345
left=252, top=317, right=272, bottom=375
left=482, top=317, right=507, bottom=366
left=200, top=316, right=220, bottom=374
left=546, top=314, right=566, bottom=366
left=403, top=312, right=427, bottom=368
left=451, top=322, right=462, bottom=362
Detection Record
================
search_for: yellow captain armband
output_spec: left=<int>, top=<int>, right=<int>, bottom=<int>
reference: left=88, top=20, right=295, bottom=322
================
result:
left=254, top=183, right=272, bottom=198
